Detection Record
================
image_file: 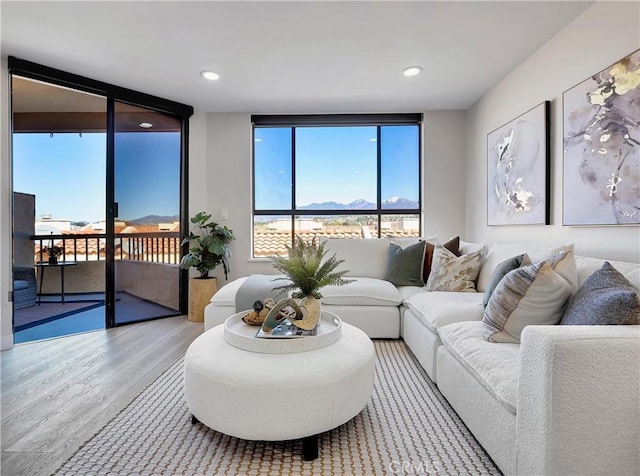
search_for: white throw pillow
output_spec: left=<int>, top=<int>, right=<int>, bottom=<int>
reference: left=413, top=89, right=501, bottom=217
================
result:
left=482, top=250, right=576, bottom=343
left=425, top=246, right=487, bottom=292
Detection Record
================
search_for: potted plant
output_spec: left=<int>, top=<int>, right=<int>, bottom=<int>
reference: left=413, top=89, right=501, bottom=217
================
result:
left=270, top=235, right=351, bottom=328
left=43, top=245, right=64, bottom=264
left=180, top=211, right=235, bottom=322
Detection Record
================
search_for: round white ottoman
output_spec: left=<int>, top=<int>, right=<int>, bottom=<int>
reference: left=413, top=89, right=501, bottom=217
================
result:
left=183, top=321, right=375, bottom=457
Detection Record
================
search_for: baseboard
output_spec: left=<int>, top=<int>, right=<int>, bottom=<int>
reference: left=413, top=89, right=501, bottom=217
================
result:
left=1, top=332, right=14, bottom=350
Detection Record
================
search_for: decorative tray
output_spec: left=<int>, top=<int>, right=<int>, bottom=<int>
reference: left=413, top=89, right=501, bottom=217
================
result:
left=224, top=310, right=342, bottom=354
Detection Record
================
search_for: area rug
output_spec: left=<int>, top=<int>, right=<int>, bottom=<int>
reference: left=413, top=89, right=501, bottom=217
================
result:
left=55, top=340, right=501, bottom=475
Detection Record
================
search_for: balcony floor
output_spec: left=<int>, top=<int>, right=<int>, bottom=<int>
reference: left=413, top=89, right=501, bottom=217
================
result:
left=14, top=292, right=179, bottom=344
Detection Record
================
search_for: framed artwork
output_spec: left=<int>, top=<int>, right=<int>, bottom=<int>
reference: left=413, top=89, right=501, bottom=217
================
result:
left=563, top=49, right=640, bottom=226
left=487, top=101, right=550, bottom=226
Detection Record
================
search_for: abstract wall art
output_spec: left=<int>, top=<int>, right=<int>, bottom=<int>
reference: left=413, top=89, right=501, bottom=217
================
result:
left=563, top=49, right=640, bottom=225
left=487, top=101, right=550, bottom=226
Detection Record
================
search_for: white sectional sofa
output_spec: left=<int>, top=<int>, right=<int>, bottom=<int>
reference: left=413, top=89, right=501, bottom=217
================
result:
left=206, top=238, right=405, bottom=338
left=204, top=238, right=640, bottom=476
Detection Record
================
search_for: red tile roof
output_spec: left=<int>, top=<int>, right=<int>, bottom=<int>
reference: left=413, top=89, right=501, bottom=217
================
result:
left=253, top=227, right=419, bottom=257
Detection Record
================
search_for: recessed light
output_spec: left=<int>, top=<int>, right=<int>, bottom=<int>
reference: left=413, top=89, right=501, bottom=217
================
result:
left=201, top=70, right=220, bottom=81
left=139, top=122, right=153, bottom=129
left=402, top=66, right=423, bottom=77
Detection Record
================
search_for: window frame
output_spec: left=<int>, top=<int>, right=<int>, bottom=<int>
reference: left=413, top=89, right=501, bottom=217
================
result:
left=251, top=114, right=422, bottom=256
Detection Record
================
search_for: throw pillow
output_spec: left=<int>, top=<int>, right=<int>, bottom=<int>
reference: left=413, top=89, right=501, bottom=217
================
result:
left=546, top=248, right=579, bottom=292
left=561, top=262, right=640, bottom=326
left=423, top=236, right=460, bottom=283
left=482, top=260, right=573, bottom=343
left=425, top=245, right=486, bottom=292
left=384, top=241, right=427, bottom=287
left=482, top=254, right=530, bottom=308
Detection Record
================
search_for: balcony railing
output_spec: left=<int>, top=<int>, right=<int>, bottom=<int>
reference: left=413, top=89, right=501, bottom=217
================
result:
left=32, top=232, right=181, bottom=265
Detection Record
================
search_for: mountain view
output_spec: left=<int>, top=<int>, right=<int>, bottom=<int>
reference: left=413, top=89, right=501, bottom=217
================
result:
left=127, top=215, right=180, bottom=225
left=298, top=197, right=418, bottom=210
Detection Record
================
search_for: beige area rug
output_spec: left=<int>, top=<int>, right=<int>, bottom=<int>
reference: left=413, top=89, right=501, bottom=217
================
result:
left=56, top=340, right=501, bottom=475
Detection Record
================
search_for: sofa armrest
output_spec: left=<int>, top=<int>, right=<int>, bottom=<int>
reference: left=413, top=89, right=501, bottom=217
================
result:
left=516, top=325, right=640, bottom=476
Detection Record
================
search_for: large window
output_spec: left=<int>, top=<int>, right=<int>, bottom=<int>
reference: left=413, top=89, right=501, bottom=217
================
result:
left=252, top=114, right=421, bottom=257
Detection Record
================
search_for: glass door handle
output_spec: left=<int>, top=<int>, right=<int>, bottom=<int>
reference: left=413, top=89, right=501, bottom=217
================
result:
left=113, top=202, right=119, bottom=218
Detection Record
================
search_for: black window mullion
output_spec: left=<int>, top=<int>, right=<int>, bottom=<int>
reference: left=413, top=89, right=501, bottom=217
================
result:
left=291, top=127, right=296, bottom=248
left=252, top=116, right=422, bottom=256
left=376, top=125, right=382, bottom=238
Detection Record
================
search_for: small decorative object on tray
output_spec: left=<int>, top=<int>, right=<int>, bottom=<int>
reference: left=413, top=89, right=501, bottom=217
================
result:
left=255, top=298, right=319, bottom=338
left=241, top=298, right=274, bottom=326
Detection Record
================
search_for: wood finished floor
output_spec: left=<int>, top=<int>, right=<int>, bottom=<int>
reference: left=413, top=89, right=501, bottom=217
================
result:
left=1, top=316, right=204, bottom=476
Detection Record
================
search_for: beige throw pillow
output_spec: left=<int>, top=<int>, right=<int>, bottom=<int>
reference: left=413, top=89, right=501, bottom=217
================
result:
left=425, top=245, right=487, bottom=292
left=482, top=249, right=576, bottom=343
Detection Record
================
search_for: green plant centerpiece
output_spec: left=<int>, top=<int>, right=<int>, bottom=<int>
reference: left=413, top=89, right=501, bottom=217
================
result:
left=270, top=235, right=351, bottom=330
left=179, top=211, right=235, bottom=279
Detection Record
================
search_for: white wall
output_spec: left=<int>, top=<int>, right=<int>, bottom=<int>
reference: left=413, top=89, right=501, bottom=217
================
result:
left=201, top=111, right=468, bottom=280
left=423, top=110, right=467, bottom=241
left=204, top=113, right=272, bottom=281
left=465, top=1, right=640, bottom=262
left=188, top=111, right=208, bottom=218
left=1, top=56, right=13, bottom=349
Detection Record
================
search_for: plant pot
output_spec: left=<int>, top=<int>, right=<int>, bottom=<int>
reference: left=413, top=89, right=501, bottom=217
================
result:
left=48, top=256, right=58, bottom=264
left=298, top=295, right=321, bottom=330
left=188, top=277, right=218, bottom=322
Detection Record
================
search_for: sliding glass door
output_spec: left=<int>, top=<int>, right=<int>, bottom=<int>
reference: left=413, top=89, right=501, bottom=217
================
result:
left=111, top=102, right=183, bottom=325
left=11, top=75, right=108, bottom=343
left=9, top=57, right=193, bottom=337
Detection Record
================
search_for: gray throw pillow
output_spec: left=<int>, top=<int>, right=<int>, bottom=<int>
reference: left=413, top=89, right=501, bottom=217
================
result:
left=483, top=254, right=530, bottom=308
left=384, top=241, right=426, bottom=287
left=560, top=262, right=640, bottom=326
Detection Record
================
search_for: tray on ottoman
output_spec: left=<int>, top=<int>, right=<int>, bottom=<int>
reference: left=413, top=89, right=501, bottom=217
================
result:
left=224, top=310, right=342, bottom=354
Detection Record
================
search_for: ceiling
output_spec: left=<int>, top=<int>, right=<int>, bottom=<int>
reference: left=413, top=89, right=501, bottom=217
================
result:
left=1, top=1, right=592, bottom=114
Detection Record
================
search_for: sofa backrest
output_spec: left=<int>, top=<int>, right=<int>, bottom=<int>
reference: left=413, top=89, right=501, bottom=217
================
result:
left=477, top=242, right=574, bottom=292
left=322, top=238, right=390, bottom=279
left=575, top=255, right=640, bottom=288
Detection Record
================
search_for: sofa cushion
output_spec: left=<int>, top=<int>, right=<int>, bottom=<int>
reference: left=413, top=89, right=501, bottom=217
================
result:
left=323, top=238, right=390, bottom=279
left=477, top=242, right=574, bottom=292
left=321, top=277, right=402, bottom=306
left=561, top=262, right=640, bottom=326
left=439, top=321, right=519, bottom=414
left=575, top=255, right=640, bottom=288
left=210, top=276, right=249, bottom=306
left=482, top=250, right=575, bottom=343
left=459, top=240, right=486, bottom=255
left=390, top=235, right=437, bottom=248
left=425, top=245, right=486, bottom=292
left=13, top=280, right=29, bottom=291
left=384, top=241, right=426, bottom=286
left=404, top=291, right=484, bottom=332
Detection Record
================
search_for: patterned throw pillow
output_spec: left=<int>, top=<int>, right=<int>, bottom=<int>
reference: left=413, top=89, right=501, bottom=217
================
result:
left=482, top=250, right=576, bottom=343
left=561, top=262, right=640, bottom=325
left=423, top=236, right=460, bottom=283
left=425, top=245, right=486, bottom=292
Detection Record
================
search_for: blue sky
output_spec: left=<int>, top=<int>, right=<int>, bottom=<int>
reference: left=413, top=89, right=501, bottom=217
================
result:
left=13, top=132, right=180, bottom=223
left=14, top=125, right=416, bottom=223
left=13, top=133, right=106, bottom=223
left=254, top=125, right=419, bottom=209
